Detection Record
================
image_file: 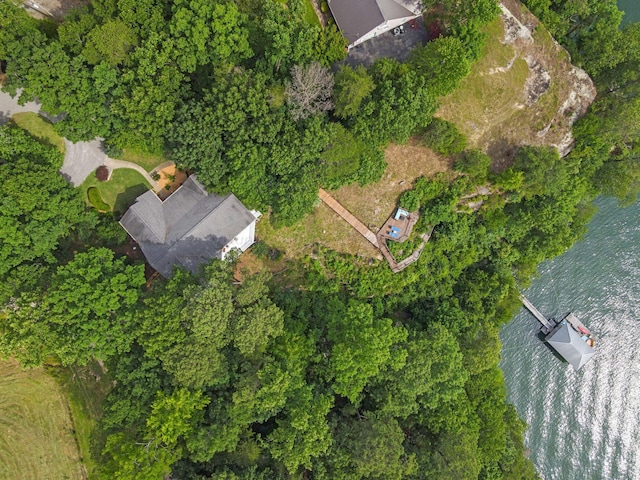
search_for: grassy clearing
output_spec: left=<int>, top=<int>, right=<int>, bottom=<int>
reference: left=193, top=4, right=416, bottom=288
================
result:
left=11, top=112, right=65, bottom=153
left=257, top=206, right=380, bottom=261
left=303, top=0, right=321, bottom=27
left=437, top=17, right=529, bottom=147
left=257, top=139, right=450, bottom=260
left=437, top=5, right=586, bottom=163
left=0, top=358, right=84, bottom=480
left=82, top=169, right=151, bottom=215
left=120, top=147, right=167, bottom=172
left=47, top=362, right=112, bottom=480
left=332, top=138, right=452, bottom=227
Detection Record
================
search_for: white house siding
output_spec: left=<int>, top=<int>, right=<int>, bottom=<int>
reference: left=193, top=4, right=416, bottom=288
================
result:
left=221, top=221, right=256, bottom=260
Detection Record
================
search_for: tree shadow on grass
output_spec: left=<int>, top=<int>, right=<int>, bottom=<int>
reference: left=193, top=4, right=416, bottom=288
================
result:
left=114, top=183, right=148, bottom=217
left=487, top=137, right=519, bottom=172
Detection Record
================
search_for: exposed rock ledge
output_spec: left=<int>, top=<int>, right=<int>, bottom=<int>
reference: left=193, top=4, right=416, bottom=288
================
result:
left=437, top=0, right=596, bottom=164
left=499, top=1, right=596, bottom=157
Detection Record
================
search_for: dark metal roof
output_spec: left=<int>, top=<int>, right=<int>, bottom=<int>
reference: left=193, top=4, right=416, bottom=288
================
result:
left=328, top=0, right=420, bottom=45
left=120, top=176, right=255, bottom=277
left=546, top=322, right=596, bottom=370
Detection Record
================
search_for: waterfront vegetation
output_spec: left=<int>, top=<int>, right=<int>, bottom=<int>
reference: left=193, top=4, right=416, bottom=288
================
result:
left=1, top=0, right=639, bottom=479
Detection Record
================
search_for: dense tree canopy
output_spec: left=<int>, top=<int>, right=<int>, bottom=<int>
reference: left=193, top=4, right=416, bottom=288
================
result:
left=0, top=125, right=92, bottom=299
left=2, top=0, right=635, bottom=478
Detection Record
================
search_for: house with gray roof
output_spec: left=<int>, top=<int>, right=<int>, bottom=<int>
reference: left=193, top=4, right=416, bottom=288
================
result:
left=120, top=176, right=258, bottom=277
left=328, top=0, right=422, bottom=49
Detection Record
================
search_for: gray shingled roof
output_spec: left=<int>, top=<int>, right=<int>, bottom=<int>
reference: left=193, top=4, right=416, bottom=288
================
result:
left=545, top=322, right=596, bottom=371
left=328, top=0, right=421, bottom=45
left=120, top=176, right=256, bottom=277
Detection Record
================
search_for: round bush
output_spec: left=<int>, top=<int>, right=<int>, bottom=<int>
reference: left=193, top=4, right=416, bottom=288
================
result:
left=421, top=118, right=467, bottom=156
left=95, top=166, right=110, bottom=182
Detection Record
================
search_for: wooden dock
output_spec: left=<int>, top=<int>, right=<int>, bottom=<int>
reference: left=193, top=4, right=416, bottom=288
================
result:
left=519, top=294, right=554, bottom=331
left=318, top=189, right=379, bottom=248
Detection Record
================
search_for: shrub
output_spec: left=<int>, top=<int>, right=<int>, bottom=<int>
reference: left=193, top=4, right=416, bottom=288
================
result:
left=87, top=187, right=110, bottom=212
left=252, top=240, right=283, bottom=261
left=252, top=240, right=269, bottom=258
left=95, top=165, right=109, bottom=182
left=399, top=189, right=420, bottom=212
left=421, top=118, right=467, bottom=155
left=103, top=139, right=123, bottom=158
left=454, top=149, right=492, bottom=183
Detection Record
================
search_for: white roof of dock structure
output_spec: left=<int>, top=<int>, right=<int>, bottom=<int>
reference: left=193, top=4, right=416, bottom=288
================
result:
left=545, top=322, right=596, bottom=371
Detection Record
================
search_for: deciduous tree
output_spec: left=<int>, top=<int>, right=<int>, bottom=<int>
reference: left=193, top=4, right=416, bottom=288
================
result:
left=285, top=62, right=334, bottom=120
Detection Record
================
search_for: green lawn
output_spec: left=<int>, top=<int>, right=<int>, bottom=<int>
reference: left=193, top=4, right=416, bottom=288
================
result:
left=82, top=169, right=151, bottom=215
left=11, top=112, right=65, bottom=153
left=0, top=359, right=84, bottom=480
left=303, top=0, right=321, bottom=27
left=120, top=147, right=168, bottom=172
left=47, top=362, right=112, bottom=480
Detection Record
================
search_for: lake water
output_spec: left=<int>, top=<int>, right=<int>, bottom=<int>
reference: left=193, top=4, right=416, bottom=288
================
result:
left=618, top=0, right=640, bottom=24
left=500, top=197, right=640, bottom=479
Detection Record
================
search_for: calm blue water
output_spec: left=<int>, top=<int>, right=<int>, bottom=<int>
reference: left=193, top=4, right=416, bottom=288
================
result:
left=618, top=0, right=640, bottom=24
left=500, top=197, right=640, bottom=479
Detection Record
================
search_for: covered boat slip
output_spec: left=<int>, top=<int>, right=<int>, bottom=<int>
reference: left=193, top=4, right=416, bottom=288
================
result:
left=520, top=296, right=596, bottom=371
left=544, top=313, right=596, bottom=371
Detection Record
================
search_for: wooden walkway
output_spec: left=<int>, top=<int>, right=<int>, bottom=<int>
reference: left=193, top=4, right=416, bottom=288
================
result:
left=318, top=189, right=433, bottom=273
left=318, top=189, right=379, bottom=248
left=519, top=295, right=554, bottom=330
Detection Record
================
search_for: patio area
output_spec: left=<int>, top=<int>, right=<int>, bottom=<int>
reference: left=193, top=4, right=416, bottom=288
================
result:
left=378, top=208, right=419, bottom=243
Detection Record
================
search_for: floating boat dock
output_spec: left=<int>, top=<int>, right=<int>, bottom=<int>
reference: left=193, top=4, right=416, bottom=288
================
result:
left=520, top=294, right=596, bottom=370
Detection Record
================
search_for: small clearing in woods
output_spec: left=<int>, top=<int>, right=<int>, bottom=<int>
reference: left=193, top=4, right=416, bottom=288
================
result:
left=437, top=0, right=595, bottom=167
left=0, top=359, right=84, bottom=480
left=332, top=139, right=451, bottom=228
left=257, top=139, right=450, bottom=261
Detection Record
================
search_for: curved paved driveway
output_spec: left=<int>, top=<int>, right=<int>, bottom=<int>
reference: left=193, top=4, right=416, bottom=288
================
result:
left=60, top=139, right=107, bottom=186
left=0, top=89, right=40, bottom=124
left=2, top=88, right=161, bottom=189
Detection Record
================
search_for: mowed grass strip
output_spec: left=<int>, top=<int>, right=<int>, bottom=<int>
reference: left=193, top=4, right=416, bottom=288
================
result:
left=120, top=147, right=167, bottom=172
left=47, top=362, right=112, bottom=480
left=11, top=112, right=65, bottom=153
left=0, top=359, right=84, bottom=480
